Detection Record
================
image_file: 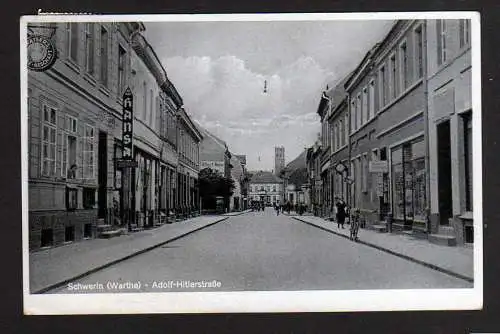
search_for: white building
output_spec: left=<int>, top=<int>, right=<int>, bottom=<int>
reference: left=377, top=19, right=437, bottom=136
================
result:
left=248, top=171, right=283, bottom=205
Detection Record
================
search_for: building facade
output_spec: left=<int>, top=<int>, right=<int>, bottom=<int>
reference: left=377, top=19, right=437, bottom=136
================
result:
left=176, top=108, right=203, bottom=215
left=327, top=76, right=350, bottom=206
left=426, top=19, right=473, bottom=245
left=318, top=93, right=332, bottom=217
left=249, top=171, right=283, bottom=206
left=28, top=22, right=143, bottom=250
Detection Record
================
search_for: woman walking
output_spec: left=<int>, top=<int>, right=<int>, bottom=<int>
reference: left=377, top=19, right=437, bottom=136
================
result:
left=350, top=208, right=361, bottom=241
left=335, top=198, right=347, bottom=229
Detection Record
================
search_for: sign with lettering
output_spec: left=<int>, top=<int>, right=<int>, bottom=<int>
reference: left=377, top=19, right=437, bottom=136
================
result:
left=122, top=88, right=134, bottom=160
left=369, top=161, right=388, bottom=173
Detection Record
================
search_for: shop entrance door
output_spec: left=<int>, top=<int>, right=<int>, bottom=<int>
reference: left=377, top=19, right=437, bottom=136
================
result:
left=437, top=120, right=452, bottom=225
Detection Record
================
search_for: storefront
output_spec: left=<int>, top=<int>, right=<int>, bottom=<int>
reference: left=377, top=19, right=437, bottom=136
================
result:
left=390, top=137, right=427, bottom=231
left=132, top=148, right=159, bottom=228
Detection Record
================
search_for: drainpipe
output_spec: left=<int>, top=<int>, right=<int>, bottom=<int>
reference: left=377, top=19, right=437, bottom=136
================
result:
left=422, top=21, right=431, bottom=234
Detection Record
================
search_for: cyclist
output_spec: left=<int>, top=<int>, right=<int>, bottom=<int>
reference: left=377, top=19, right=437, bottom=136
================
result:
left=350, top=208, right=361, bottom=241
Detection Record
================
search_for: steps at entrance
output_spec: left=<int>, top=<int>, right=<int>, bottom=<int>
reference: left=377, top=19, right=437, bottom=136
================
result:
left=429, top=233, right=457, bottom=246
left=371, top=224, right=388, bottom=233
left=97, top=218, right=124, bottom=239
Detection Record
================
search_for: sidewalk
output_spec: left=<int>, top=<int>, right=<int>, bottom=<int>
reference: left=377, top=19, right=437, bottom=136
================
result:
left=29, top=210, right=251, bottom=294
left=289, top=214, right=474, bottom=282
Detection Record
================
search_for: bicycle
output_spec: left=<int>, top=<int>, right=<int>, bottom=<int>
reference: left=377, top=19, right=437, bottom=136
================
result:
left=350, top=209, right=361, bottom=242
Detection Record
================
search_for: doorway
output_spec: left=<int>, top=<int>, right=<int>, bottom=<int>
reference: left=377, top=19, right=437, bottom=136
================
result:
left=437, top=120, right=452, bottom=225
left=98, top=131, right=108, bottom=219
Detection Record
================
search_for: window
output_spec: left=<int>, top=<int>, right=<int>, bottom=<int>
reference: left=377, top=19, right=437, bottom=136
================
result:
left=149, top=89, right=154, bottom=127
left=118, top=45, right=126, bottom=95
left=344, top=113, right=349, bottom=144
left=369, top=80, right=375, bottom=119
left=65, top=225, right=75, bottom=242
left=362, top=87, right=368, bottom=125
left=100, top=26, right=108, bottom=86
left=83, top=187, right=95, bottom=209
left=41, top=104, right=57, bottom=177
left=459, top=19, right=470, bottom=49
left=339, top=119, right=345, bottom=147
left=62, top=115, right=78, bottom=179
left=399, top=41, right=408, bottom=90
left=85, top=23, right=95, bottom=74
left=350, top=100, right=356, bottom=132
left=437, top=20, right=447, bottom=65
left=41, top=229, right=53, bottom=247
left=379, top=65, right=387, bottom=108
left=66, top=187, right=78, bottom=210
left=463, top=112, right=472, bottom=211
left=414, top=25, right=424, bottom=79
left=83, top=125, right=95, bottom=179
left=66, top=23, right=79, bottom=62
left=334, top=123, right=339, bottom=150
left=362, top=153, right=368, bottom=192
left=390, top=53, right=397, bottom=99
left=143, top=82, right=147, bottom=121
left=83, top=224, right=93, bottom=238
left=357, top=94, right=362, bottom=129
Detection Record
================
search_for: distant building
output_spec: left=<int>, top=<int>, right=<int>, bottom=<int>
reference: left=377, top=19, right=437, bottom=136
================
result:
left=248, top=171, right=283, bottom=206
left=198, top=126, right=233, bottom=211
left=274, top=146, right=285, bottom=176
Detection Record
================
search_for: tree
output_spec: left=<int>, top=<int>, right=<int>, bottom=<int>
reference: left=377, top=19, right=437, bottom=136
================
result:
left=199, top=168, right=235, bottom=210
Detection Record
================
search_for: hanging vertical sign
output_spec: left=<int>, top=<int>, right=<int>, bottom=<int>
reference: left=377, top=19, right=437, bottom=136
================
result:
left=118, top=87, right=138, bottom=168
left=122, top=87, right=133, bottom=159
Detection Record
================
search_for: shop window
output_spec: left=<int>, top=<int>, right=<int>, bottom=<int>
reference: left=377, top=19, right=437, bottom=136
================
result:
left=41, top=228, right=53, bottom=247
left=83, top=223, right=93, bottom=238
left=83, top=188, right=95, bottom=209
left=65, top=225, right=75, bottom=242
left=66, top=187, right=78, bottom=210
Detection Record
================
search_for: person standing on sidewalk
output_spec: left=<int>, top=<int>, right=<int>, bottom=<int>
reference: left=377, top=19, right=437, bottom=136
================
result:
left=336, top=198, right=347, bottom=229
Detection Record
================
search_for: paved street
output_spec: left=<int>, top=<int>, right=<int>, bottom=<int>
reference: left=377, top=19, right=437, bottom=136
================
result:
left=50, top=209, right=471, bottom=294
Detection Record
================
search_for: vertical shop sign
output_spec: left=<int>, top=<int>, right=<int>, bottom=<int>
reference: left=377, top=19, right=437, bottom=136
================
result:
left=122, top=87, right=134, bottom=160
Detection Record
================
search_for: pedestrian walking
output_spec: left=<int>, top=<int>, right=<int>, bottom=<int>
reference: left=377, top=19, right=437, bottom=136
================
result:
left=275, top=203, right=280, bottom=216
left=335, top=198, right=347, bottom=229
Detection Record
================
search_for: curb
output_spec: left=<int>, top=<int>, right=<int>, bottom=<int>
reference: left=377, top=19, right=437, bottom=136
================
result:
left=292, top=216, right=474, bottom=283
left=34, top=216, right=230, bottom=294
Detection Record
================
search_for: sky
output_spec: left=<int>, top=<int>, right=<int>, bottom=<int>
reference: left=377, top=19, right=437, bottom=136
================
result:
left=143, top=19, right=394, bottom=171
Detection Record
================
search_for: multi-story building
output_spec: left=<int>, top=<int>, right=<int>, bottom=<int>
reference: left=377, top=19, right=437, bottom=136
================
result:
left=426, top=19, right=473, bottom=245
left=317, top=91, right=333, bottom=217
left=176, top=108, right=203, bottom=214
left=274, top=146, right=285, bottom=176
left=338, top=20, right=428, bottom=233
left=327, top=75, right=350, bottom=205
left=28, top=22, right=143, bottom=250
left=248, top=171, right=283, bottom=206
left=199, top=127, right=233, bottom=211
left=306, top=137, right=322, bottom=216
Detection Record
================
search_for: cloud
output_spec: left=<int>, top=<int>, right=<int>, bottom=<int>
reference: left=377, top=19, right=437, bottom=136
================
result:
left=163, top=55, right=330, bottom=170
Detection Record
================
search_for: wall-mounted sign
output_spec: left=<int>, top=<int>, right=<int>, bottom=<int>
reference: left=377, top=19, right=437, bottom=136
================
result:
left=122, top=87, right=134, bottom=160
left=27, top=34, right=57, bottom=72
left=369, top=161, right=388, bottom=173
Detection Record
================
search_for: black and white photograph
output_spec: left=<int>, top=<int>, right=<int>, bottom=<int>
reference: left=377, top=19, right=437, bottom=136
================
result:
left=21, top=12, right=482, bottom=314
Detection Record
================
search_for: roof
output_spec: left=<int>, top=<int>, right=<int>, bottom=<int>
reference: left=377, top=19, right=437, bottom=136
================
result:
left=249, top=171, right=283, bottom=184
left=285, top=150, right=307, bottom=172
